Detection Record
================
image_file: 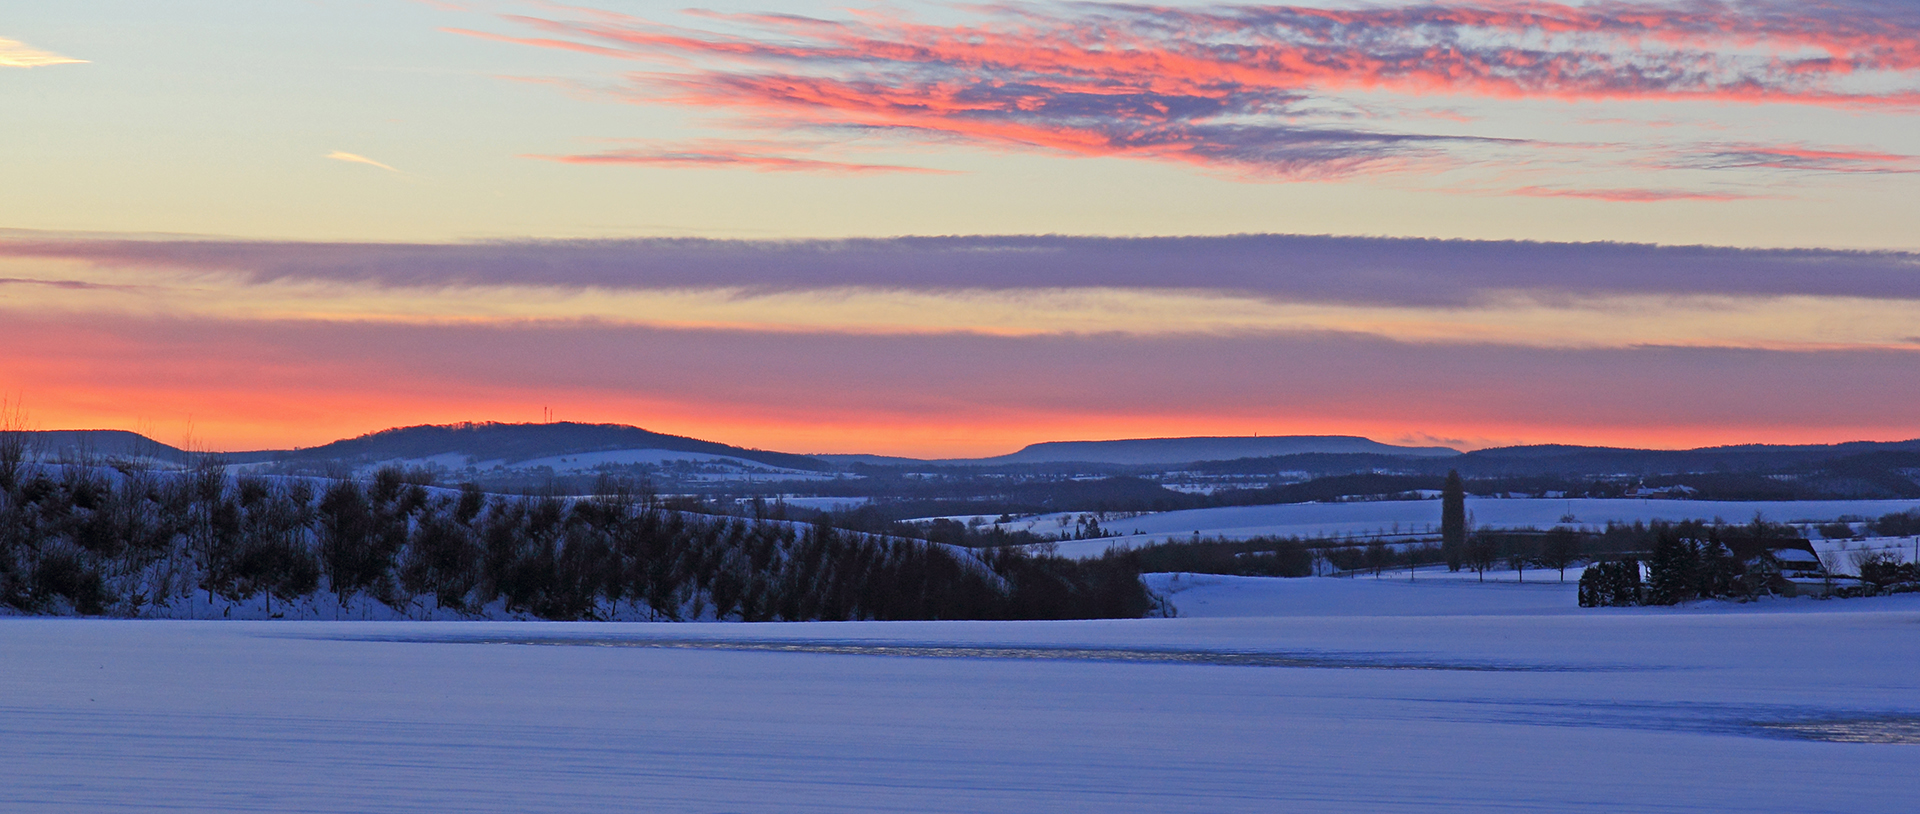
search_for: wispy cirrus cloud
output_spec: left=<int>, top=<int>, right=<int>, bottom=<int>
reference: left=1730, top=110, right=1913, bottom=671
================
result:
left=1505, top=186, right=1761, bottom=202
left=0, top=277, right=140, bottom=292
left=1659, top=144, right=1920, bottom=173
left=325, top=151, right=400, bottom=172
left=529, top=140, right=956, bottom=174
left=0, top=37, right=86, bottom=68
left=447, top=1, right=1920, bottom=189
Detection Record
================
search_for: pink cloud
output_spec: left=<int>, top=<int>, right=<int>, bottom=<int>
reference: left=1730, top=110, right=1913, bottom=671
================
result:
left=442, top=26, right=643, bottom=61
left=1505, top=186, right=1760, bottom=202
left=527, top=141, right=954, bottom=174
left=448, top=1, right=1920, bottom=181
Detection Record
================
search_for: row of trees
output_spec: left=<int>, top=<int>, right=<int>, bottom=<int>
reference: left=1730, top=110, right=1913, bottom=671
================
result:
left=1435, top=528, right=1585, bottom=582
left=0, top=459, right=1153, bottom=621
left=1432, top=472, right=1583, bottom=581
left=1127, top=536, right=1317, bottom=578
left=1112, top=528, right=1591, bottom=583
left=1816, top=511, right=1919, bottom=541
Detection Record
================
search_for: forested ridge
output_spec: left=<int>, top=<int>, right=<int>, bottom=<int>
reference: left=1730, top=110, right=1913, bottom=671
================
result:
left=0, top=456, right=1152, bottom=621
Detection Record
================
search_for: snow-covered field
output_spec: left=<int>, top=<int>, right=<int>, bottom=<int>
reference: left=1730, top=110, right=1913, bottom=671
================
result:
left=1812, top=536, right=1920, bottom=576
left=1006, top=497, right=1920, bottom=558
left=6, top=577, right=1918, bottom=812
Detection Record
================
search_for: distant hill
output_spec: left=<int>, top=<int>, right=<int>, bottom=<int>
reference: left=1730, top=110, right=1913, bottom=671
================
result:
left=811, top=453, right=932, bottom=467
left=18, top=425, right=1920, bottom=500
left=15, top=430, right=186, bottom=463
left=963, top=436, right=1461, bottom=466
left=1453, top=440, right=1920, bottom=476
left=1188, top=440, right=1920, bottom=478
left=13, top=423, right=831, bottom=472
left=282, top=422, right=831, bottom=472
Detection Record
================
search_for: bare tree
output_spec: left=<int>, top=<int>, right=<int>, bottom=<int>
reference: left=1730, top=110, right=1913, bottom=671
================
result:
left=1506, top=535, right=1536, bottom=583
left=1538, top=527, right=1583, bottom=583
left=1467, top=529, right=1499, bottom=582
left=0, top=395, right=35, bottom=491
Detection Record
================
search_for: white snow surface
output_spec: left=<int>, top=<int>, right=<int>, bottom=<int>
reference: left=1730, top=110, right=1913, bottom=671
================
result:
left=1012, top=497, right=1920, bottom=558
left=6, top=577, right=1919, bottom=813
left=1812, top=536, right=1920, bottom=576
left=1147, top=570, right=1591, bottom=616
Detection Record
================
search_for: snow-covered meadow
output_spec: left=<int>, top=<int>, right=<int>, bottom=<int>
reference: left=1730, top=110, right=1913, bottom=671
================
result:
left=1813, top=536, right=1920, bottom=576
left=6, top=576, right=1917, bottom=812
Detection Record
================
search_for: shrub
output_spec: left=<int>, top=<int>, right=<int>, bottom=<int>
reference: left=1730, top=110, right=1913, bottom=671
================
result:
left=1817, top=521, right=1858, bottom=540
left=1870, top=510, right=1920, bottom=538
left=1857, top=553, right=1919, bottom=591
left=33, top=548, right=109, bottom=616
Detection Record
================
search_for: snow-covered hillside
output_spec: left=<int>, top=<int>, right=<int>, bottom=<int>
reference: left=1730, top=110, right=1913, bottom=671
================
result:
left=5, top=576, right=1916, bottom=813
left=313, top=446, right=841, bottom=483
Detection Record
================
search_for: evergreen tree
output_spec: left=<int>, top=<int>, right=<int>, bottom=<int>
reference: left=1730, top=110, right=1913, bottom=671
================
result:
left=1695, top=538, right=1743, bottom=599
left=1578, top=559, right=1642, bottom=607
left=1646, top=531, right=1700, bottom=605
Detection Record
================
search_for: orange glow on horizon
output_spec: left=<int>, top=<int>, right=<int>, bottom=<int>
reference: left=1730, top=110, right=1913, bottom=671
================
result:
left=11, top=384, right=1918, bottom=459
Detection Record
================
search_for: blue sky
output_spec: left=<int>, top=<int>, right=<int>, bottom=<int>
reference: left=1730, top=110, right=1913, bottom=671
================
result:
left=9, top=0, right=1919, bottom=245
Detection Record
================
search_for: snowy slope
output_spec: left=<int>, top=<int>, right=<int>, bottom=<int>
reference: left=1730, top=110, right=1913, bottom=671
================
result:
left=5, top=577, right=1918, bottom=813
left=1146, top=571, right=1584, bottom=617
left=1810, top=536, right=1920, bottom=576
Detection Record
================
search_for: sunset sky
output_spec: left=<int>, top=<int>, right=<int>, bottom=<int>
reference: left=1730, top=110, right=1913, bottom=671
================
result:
left=4, top=0, right=1919, bottom=455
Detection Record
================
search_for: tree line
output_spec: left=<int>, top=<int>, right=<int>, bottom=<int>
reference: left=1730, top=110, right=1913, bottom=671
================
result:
left=0, top=458, right=1152, bottom=621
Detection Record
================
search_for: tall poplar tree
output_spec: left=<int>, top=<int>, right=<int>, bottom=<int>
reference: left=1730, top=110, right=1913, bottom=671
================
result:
left=1441, top=470, right=1467, bottom=571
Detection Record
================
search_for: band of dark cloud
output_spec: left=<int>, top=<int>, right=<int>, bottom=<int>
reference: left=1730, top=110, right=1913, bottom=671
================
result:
left=4, top=233, right=1918, bottom=307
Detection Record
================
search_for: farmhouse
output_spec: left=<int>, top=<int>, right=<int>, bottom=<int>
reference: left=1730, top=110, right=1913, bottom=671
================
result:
left=1720, top=537, right=1862, bottom=598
